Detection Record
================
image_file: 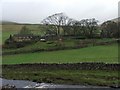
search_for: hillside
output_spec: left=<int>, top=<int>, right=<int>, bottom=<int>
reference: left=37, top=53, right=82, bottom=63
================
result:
left=1, top=21, right=19, bottom=25
left=1, top=17, right=120, bottom=25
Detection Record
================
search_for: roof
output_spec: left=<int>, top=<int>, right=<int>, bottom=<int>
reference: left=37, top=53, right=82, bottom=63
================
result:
left=13, top=34, right=34, bottom=37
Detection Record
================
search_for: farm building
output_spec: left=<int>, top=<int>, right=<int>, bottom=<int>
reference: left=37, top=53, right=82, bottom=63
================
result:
left=12, top=34, right=35, bottom=42
left=5, top=34, right=40, bottom=45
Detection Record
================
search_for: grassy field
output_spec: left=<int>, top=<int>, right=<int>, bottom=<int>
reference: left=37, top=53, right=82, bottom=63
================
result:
left=2, top=65, right=119, bottom=86
left=3, top=44, right=118, bottom=64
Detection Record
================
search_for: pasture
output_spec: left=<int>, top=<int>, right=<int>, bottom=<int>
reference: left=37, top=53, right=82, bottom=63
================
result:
left=3, top=68, right=119, bottom=86
left=3, top=44, right=118, bottom=64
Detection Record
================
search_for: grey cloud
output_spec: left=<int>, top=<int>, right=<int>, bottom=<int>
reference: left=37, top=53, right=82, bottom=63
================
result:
left=1, top=0, right=119, bottom=23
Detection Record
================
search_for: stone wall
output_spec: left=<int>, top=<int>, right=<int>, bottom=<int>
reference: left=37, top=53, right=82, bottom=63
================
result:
left=2, top=63, right=120, bottom=71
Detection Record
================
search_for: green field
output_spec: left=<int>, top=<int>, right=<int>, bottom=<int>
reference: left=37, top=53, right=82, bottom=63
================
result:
left=3, top=67, right=119, bottom=86
left=3, top=44, right=118, bottom=64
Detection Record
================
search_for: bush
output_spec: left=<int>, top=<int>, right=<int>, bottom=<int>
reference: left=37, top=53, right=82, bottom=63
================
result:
left=46, top=41, right=54, bottom=44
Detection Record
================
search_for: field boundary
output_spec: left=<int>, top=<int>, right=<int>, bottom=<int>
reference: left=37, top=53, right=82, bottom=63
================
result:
left=2, top=63, right=120, bottom=70
left=2, top=40, right=117, bottom=55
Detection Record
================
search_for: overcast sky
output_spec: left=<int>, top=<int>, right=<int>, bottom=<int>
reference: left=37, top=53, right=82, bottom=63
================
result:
left=0, top=0, right=119, bottom=23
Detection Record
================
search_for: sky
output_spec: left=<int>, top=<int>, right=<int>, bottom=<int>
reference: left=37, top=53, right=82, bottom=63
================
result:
left=0, top=0, right=120, bottom=24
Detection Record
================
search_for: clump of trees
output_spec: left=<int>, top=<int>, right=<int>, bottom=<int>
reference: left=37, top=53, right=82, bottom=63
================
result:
left=41, top=13, right=119, bottom=39
left=101, top=21, right=118, bottom=38
left=19, top=26, right=32, bottom=35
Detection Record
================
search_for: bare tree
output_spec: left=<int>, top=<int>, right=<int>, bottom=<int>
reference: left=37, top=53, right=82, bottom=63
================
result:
left=41, top=13, right=75, bottom=38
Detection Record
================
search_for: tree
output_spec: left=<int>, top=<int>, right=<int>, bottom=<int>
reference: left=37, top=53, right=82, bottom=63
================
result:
left=41, top=13, right=75, bottom=38
left=101, top=21, right=118, bottom=38
left=9, top=34, right=13, bottom=40
left=72, top=21, right=82, bottom=36
left=19, top=26, right=32, bottom=34
left=45, top=25, right=57, bottom=35
left=74, top=18, right=99, bottom=38
left=62, top=19, right=77, bottom=35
